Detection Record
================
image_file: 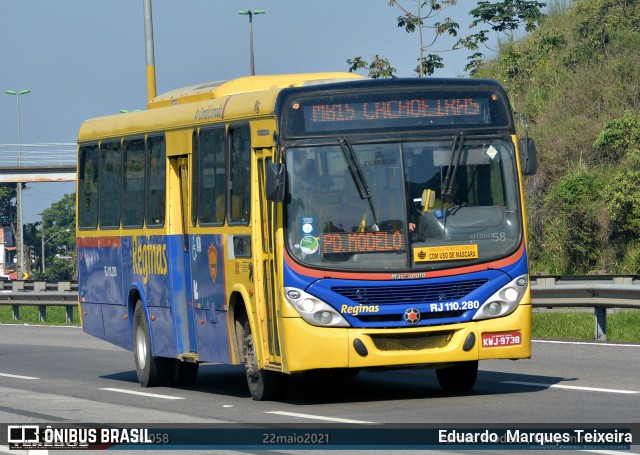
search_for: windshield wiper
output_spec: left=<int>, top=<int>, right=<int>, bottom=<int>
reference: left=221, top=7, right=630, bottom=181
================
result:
left=441, top=133, right=465, bottom=202
left=338, top=137, right=379, bottom=231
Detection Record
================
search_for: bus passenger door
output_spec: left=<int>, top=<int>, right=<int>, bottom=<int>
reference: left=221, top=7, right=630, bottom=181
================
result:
left=187, top=128, right=232, bottom=364
left=255, top=149, right=283, bottom=367
left=175, top=157, right=198, bottom=357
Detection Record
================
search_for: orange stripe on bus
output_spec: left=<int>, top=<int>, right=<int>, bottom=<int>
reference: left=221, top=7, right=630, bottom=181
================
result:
left=76, top=236, right=122, bottom=248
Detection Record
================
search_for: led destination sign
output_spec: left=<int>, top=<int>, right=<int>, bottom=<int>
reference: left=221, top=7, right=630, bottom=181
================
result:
left=309, top=98, right=482, bottom=123
left=322, top=231, right=405, bottom=255
left=285, top=89, right=510, bottom=136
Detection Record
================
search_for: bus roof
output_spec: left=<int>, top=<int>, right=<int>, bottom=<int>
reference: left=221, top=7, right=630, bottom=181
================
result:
left=147, top=72, right=364, bottom=109
left=78, top=73, right=363, bottom=141
left=77, top=74, right=511, bottom=142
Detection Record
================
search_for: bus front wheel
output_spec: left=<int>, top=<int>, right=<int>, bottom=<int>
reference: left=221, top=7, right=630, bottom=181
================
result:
left=436, top=360, right=478, bottom=393
left=133, top=302, right=169, bottom=387
left=236, top=317, right=283, bottom=401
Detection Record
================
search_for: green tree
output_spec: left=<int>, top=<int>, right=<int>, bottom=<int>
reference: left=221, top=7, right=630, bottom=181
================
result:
left=26, top=192, right=76, bottom=280
left=390, top=0, right=459, bottom=76
left=456, top=0, right=547, bottom=74
left=0, top=184, right=17, bottom=228
left=347, top=55, right=397, bottom=78
left=347, top=1, right=546, bottom=77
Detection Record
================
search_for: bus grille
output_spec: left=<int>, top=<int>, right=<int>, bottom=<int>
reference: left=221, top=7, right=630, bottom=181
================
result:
left=332, top=279, right=487, bottom=306
left=357, top=311, right=464, bottom=324
left=370, top=330, right=454, bottom=351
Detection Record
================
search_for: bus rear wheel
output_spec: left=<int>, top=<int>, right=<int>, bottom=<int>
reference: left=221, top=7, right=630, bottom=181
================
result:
left=236, top=317, right=283, bottom=401
left=133, top=302, right=169, bottom=387
left=436, top=360, right=478, bottom=393
left=170, top=360, right=199, bottom=386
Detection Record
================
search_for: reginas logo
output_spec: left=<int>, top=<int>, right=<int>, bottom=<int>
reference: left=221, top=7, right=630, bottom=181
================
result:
left=340, top=304, right=380, bottom=316
left=132, top=237, right=168, bottom=284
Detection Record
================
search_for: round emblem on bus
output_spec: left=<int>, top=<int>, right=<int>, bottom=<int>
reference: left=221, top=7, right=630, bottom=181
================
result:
left=208, top=244, right=218, bottom=283
left=404, top=308, right=420, bottom=325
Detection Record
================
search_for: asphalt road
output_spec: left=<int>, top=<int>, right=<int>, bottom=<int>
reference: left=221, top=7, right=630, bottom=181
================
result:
left=0, top=324, right=638, bottom=455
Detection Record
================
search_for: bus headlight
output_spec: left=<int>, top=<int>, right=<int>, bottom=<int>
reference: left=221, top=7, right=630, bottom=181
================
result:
left=285, top=287, right=350, bottom=327
left=472, top=275, right=528, bottom=320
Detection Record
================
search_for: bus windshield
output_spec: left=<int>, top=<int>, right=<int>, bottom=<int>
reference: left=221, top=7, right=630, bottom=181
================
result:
left=285, top=137, right=521, bottom=271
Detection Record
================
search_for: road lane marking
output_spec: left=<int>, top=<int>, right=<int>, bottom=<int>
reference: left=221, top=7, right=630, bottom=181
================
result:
left=534, top=339, right=640, bottom=348
left=501, top=381, right=639, bottom=395
left=100, top=387, right=184, bottom=400
left=0, top=373, right=39, bottom=380
left=267, top=411, right=375, bottom=424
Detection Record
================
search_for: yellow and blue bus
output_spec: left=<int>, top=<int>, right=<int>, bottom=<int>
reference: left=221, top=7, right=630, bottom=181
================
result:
left=76, top=72, right=537, bottom=400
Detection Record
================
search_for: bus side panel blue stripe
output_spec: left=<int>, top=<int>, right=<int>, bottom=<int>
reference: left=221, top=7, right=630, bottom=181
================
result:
left=80, top=301, right=105, bottom=340
left=147, top=306, right=177, bottom=357
left=162, top=236, right=191, bottom=357
left=188, top=234, right=231, bottom=363
left=101, top=303, right=133, bottom=351
left=78, top=238, right=128, bottom=349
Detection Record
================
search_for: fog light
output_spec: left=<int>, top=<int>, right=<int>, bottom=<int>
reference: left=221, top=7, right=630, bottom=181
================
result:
left=287, top=289, right=301, bottom=299
left=318, top=311, right=333, bottom=325
left=487, top=302, right=502, bottom=315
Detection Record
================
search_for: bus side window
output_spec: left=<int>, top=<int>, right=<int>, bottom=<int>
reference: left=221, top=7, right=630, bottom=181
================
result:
left=99, top=140, right=122, bottom=229
left=199, top=128, right=226, bottom=225
left=123, top=138, right=145, bottom=228
left=146, top=135, right=166, bottom=227
left=229, top=125, right=251, bottom=224
left=78, top=144, right=99, bottom=229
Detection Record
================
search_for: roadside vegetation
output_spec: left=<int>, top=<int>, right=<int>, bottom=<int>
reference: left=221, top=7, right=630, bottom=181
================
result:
left=533, top=310, right=640, bottom=343
left=0, top=305, right=80, bottom=326
left=474, top=0, right=640, bottom=275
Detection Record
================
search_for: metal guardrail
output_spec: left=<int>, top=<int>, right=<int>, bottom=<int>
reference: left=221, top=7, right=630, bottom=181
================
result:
left=530, top=275, right=640, bottom=341
left=0, top=281, right=78, bottom=323
left=1, top=277, right=639, bottom=339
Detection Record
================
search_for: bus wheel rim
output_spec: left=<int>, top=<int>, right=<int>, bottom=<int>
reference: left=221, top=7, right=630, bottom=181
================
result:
left=136, top=325, right=147, bottom=369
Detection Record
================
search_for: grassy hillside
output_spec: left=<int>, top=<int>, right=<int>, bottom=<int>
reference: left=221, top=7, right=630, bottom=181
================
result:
left=476, top=0, right=640, bottom=274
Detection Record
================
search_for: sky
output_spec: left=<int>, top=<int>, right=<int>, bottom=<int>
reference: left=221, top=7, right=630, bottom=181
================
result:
left=1, top=0, right=489, bottom=225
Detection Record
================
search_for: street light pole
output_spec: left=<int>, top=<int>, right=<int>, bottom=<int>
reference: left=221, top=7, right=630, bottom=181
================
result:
left=5, top=89, right=30, bottom=280
left=238, top=9, right=265, bottom=76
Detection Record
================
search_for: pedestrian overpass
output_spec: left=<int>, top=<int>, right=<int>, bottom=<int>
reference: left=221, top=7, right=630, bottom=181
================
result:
left=0, top=143, right=76, bottom=183
left=0, top=143, right=77, bottom=281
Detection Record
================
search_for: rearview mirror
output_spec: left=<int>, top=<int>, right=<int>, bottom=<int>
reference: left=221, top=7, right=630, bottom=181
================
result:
left=266, top=163, right=286, bottom=202
left=518, top=138, right=537, bottom=175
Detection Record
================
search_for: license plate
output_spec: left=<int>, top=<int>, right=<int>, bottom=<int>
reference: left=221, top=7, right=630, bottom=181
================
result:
left=481, top=331, right=522, bottom=348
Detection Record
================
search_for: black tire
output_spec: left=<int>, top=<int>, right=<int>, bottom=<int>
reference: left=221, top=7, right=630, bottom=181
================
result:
left=169, top=360, right=199, bottom=386
left=236, top=317, right=284, bottom=401
left=436, top=360, right=479, bottom=393
left=133, top=302, right=169, bottom=387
